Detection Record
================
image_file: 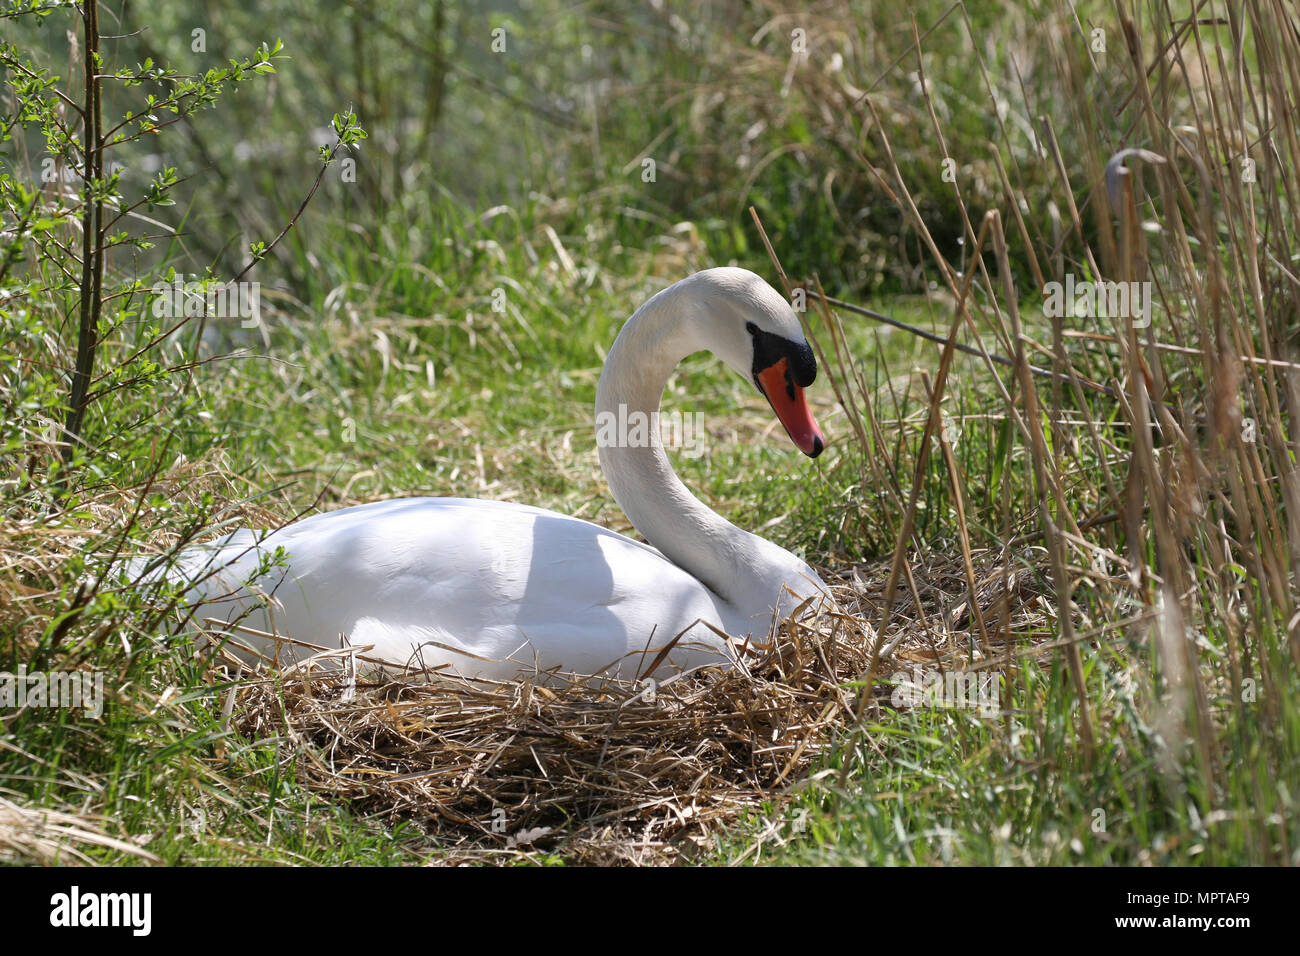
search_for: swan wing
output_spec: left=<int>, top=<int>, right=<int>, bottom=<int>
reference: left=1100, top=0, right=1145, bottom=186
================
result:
left=166, top=497, right=746, bottom=681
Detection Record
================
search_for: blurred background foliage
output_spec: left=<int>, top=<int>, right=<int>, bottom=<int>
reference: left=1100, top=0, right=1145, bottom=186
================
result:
left=9, top=0, right=1125, bottom=302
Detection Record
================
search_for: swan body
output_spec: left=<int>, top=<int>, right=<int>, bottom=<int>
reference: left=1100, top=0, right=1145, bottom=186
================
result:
left=167, top=497, right=760, bottom=678
left=153, top=267, right=831, bottom=682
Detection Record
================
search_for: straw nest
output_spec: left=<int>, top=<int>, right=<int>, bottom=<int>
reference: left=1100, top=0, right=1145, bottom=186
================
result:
left=217, top=548, right=1048, bottom=865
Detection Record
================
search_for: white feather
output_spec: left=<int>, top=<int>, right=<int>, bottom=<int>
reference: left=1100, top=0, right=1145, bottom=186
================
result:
left=149, top=269, right=832, bottom=683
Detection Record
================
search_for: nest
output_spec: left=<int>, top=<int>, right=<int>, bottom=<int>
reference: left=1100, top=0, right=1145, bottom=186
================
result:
left=221, top=551, right=1050, bottom=865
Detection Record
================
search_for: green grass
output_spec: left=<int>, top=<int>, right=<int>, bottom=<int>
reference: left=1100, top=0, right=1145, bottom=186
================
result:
left=727, top=647, right=1300, bottom=866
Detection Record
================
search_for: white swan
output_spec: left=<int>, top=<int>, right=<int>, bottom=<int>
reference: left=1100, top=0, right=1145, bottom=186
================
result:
left=153, top=267, right=831, bottom=682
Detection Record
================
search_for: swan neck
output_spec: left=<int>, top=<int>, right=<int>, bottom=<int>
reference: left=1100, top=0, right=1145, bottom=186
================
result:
left=594, top=280, right=813, bottom=621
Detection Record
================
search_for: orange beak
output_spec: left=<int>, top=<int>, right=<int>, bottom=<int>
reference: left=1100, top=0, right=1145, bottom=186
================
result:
left=757, top=357, right=825, bottom=458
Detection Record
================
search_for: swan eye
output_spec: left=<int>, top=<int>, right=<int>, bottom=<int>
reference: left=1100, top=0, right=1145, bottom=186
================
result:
left=745, top=321, right=759, bottom=336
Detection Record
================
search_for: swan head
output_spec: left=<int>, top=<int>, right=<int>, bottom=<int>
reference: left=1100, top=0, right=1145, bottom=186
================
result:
left=687, top=267, right=826, bottom=458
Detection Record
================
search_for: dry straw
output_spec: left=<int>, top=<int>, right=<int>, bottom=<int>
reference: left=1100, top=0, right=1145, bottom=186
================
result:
left=216, top=551, right=1046, bottom=864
